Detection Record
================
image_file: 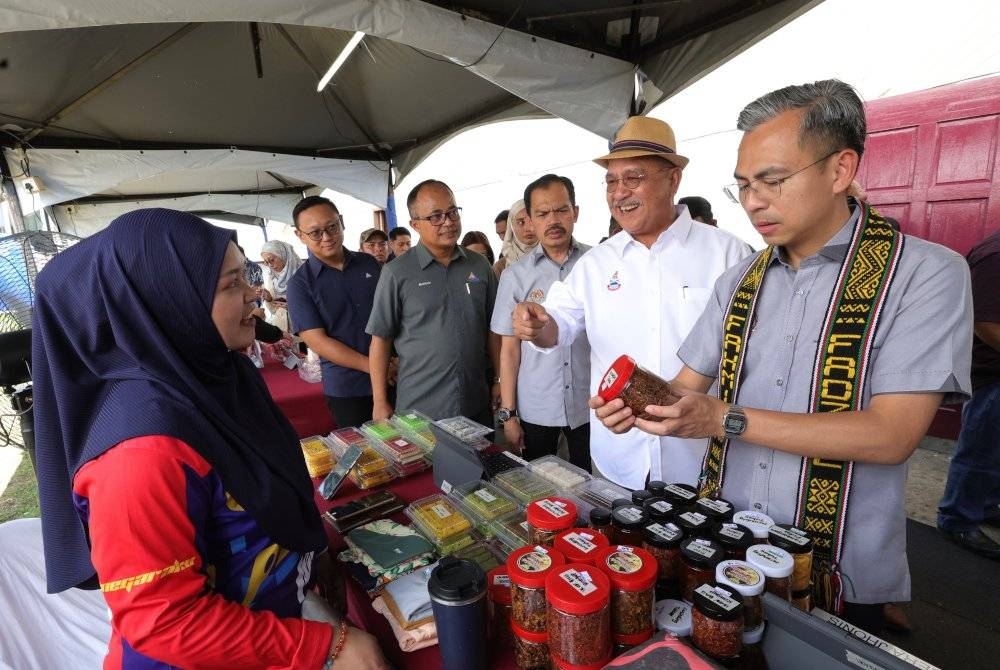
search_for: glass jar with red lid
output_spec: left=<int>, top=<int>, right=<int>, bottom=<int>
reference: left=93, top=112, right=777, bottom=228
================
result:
left=487, top=565, right=514, bottom=646
left=546, top=563, right=613, bottom=670
left=526, top=496, right=578, bottom=548
left=597, top=355, right=673, bottom=420
left=511, top=621, right=550, bottom=670
left=507, top=545, right=567, bottom=634
left=554, top=527, right=610, bottom=566
left=595, top=545, right=659, bottom=647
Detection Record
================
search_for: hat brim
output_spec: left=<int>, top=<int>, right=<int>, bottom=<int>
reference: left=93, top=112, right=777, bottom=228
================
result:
left=593, top=148, right=689, bottom=170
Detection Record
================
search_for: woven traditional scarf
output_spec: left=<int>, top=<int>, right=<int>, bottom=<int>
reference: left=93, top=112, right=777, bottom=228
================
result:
left=698, top=204, right=903, bottom=613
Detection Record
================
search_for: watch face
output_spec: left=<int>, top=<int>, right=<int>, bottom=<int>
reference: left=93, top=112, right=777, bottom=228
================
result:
left=497, top=408, right=511, bottom=422
left=724, top=410, right=747, bottom=435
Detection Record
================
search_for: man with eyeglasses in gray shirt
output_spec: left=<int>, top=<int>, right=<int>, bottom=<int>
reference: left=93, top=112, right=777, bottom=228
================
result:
left=367, top=179, right=501, bottom=425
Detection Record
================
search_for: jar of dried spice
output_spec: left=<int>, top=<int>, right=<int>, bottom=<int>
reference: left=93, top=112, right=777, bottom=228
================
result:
left=715, top=560, right=765, bottom=630
left=691, top=582, right=744, bottom=662
left=554, top=527, right=610, bottom=566
left=745, top=544, right=794, bottom=602
left=791, top=587, right=812, bottom=612
left=546, top=564, right=613, bottom=669
left=511, top=622, right=551, bottom=670
left=710, top=522, right=755, bottom=561
left=488, top=565, right=514, bottom=646
left=676, top=510, right=712, bottom=538
left=731, top=510, right=775, bottom=540
left=662, top=483, right=699, bottom=511
left=694, top=497, right=735, bottom=524
left=643, top=497, right=676, bottom=523
left=631, top=489, right=654, bottom=507
left=679, top=537, right=724, bottom=602
left=596, top=545, right=658, bottom=646
left=589, top=507, right=614, bottom=541
left=526, top=497, right=577, bottom=548
left=654, top=598, right=692, bottom=637
left=767, top=523, right=813, bottom=592
left=597, top=354, right=673, bottom=421
left=642, top=521, right=684, bottom=587
left=611, top=504, right=647, bottom=546
left=507, top=545, right=567, bottom=633
left=646, top=480, right=667, bottom=498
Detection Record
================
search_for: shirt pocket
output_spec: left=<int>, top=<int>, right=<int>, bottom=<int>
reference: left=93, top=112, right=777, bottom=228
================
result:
left=678, top=286, right=712, bottom=329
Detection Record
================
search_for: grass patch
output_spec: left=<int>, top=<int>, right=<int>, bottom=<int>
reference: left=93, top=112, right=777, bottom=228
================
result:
left=0, top=453, right=40, bottom=523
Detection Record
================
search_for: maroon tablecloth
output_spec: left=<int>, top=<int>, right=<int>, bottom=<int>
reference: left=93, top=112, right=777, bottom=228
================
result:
left=259, top=361, right=336, bottom=438
left=317, top=470, right=517, bottom=670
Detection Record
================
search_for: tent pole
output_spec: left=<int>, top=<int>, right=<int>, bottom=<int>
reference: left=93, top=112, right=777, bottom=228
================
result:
left=0, top=150, right=26, bottom=233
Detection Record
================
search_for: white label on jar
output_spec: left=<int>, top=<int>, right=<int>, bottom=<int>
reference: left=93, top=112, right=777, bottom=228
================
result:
left=615, top=545, right=635, bottom=553
left=651, top=500, right=673, bottom=514
left=560, top=569, right=598, bottom=596
left=686, top=540, right=717, bottom=559
left=440, top=480, right=453, bottom=494
left=606, top=550, right=643, bottom=574
left=600, top=368, right=619, bottom=391
left=493, top=574, right=510, bottom=587
left=770, top=525, right=810, bottom=546
left=718, top=524, right=746, bottom=540
left=695, top=584, right=739, bottom=611
left=431, top=503, right=452, bottom=519
left=563, top=532, right=598, bottom=554
left=697, top=498, right=731, bottom=514
left=617, top=507, right=643, bottom=522
left=578, top=531, right=594, bottom=541
left=680, top=511, right=707, bottom=525
left=600, top=487, right=622, bottom=503
left=474, top=488, right=497, bottom=503
left=536, top=498, right=570, bottom=518
left=648, top=523, right=682, bottom=543
left=665, top=484, right=696, bottom=500
left=517, top=549, right=552, bottom=573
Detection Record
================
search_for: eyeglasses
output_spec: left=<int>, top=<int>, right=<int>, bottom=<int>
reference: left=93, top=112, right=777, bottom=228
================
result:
left=603, top=166, right=673, bottom=193
left=262, top=256, right=281, bottom=267
left=531, top=205, right=574, bottom=222
left=298, top=220, right=344, bottom=241
left=723, top=151, right=837, bottom=204
left=412, top=206, right=462, bottom=226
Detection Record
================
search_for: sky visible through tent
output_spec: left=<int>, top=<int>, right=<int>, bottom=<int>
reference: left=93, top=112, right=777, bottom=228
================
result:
left=226, top=0, right=1000, bottom=264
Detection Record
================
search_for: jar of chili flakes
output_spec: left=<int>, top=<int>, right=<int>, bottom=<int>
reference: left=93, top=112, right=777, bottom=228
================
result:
left=767, top=523, right=813, bottom=593
left=642, top=521, right=684, bottom=587
left=487, top=565, right=514, bottom=646
left=715, top=559, right=765, bottom=630
left=611, top=504, right=647, bottom=546
left=745, top=544, right=794, bottom=602
left=546, top=564, right=613, bottom=669
left=596, top=545, right=659, bottom=647
left=597, top=355, right=673, bottom=421
left=507, top=545, right=566, bottom=634
left=511, top=622, right=551, bottom=670
left=691, top=582, right=744, bottom=662
left=694, top=497, right=735, bottom=524
left=589, top=507, right=614, bottom=541
left=679, top=537, right=724, bottom=602
left=526, top=497, right=577, bottom=548
left=710, top=522, right=755, bottom=561
left=554, top=527, right=610, bottom=566
left=643, top=497, right=676, bottom=523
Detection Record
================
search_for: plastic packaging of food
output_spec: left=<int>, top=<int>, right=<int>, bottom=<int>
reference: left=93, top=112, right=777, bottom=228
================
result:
left=491, top=511, right=530, bottom=556
left=711, top=522, right=755, bottom=561
left=575, top=479, right=632, bottom=511
left=349, top=447, right=398, bottom=489
left=390, top=409, right=433, bottom=435
left=326, top=427, right=369, bottom=452
left=694, top=497, right=735, bottom=524
left=611, top=504, right=647, bottom=546
left=526, top=497, right=578, bottom=547
left=453, top=540, right=503, bottom=573
left=596, top=545, right=658, bottom=645
left=553, top=528, right=610, bottom=566
left=679, top=537, right=725, bottom=602
left=546, top=564, right=613, bottom=668
left=511, top=621, right=550, bottom=670
left=528, top=455, right=593, bottom=490
left=715, top=559, right=765, bottom=630
left=597, top=354, right=673, bottom=421
left=450, top=480, right=520, bottom=537
left=654, top=598, right=692, bottom=637
left=662, top=483, right=699, bottom=510
left=691, top=582, right=744, bottom=661
left=768, top=523, right=814, bottom=592
left=435, top=415, right=495, bottom=443
left=642, top=521, right=684, bottom=586
left=493, top=467, right=557, bottom=505
left=361, top=418, right=402, bottom=442
left=676, top=510, right=711, bottom=538
left=745, top=544, right=794, bottom=601
left=507, top=545, right=566, bottom=634
left=488, top=566, right=514, bottom=646
left=732, top=510, right=775, bottom=540
left=300, top=436, right=334, bottom=478
left=406, top=494, right=474, bottom=553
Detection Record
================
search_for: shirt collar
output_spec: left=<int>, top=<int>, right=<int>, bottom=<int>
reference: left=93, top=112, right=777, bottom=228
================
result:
left=771, top=203, right=862, bottom=268
left=307, top=247, right=356, bottom=276
left=609, top=205, right=694, bottom=257
left=529, top=238, right=583, bottom=265
left=413, top=241, right=463, bottom=269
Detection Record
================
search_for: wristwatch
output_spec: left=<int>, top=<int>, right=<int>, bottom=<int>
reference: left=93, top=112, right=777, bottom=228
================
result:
left=496, top=407, right=518, bottom=425
left=723, top=404, right=748, bottom=438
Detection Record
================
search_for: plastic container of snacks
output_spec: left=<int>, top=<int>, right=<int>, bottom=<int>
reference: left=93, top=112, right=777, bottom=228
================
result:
left=546, top=564, right=613, bottom=669
left=643, top=521, right=684, bottom=587
left=745, top=544, right=794, bottom=601
left=511, top=622, right=550, bottom=670
left=494, top=467, right=558, bottom=505
left=596, top=545, right=658, bottom=646
left=691, top=582, right=744, bottom=662
left=553, top=527, right=610, bottom=566
left=507, top=545, right=566, bottom=634
left=435, top=415, right=495, bottom=443
left=589, top=507, right=614, bottom=541
left=575, top=478, right=632, bottom=511
left=611, top=504, right=647, bottom=546
left=768, top=523, right=814, bottom=592
left=597, top=354, right=673, bottom=421
left=694, top=497, right=735, bottom=524
left=528, top=455, right=592, bottom=490
left=487, top=565, right=513, bottom=645
left=643, top=497, right=676, bottom=523
left=655, top=598, right=692, bottom=637
left=526, top=497, right=578, bottom=547
left=406, top=494, right=474, bottom=554
left=491, top=511, right=530, bottom=556
left=450, top=480, right=520, bottom=537
left=715, top=559, right=765, bottom=630
left=662, top=483, right=699, bottom=510
left=453, top=540, right=503, bottom=573
left=732, top=510, right=775, bottom=540
left=361, top=418, right=401, bottom=442
left=300, top=436, right=334, bottom=478
left=711, top=522, right=755, bottom=561
left=679, top=537, right=725, bottom=602
left=676, top=510, right=712, bottom=538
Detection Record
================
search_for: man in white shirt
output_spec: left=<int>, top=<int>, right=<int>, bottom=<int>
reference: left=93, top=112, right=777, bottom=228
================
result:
left=513, top=117, right=751, bottom=489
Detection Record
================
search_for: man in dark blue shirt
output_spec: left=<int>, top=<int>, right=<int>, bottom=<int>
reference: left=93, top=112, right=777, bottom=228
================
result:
left=286, top=195, right=382, bottom=428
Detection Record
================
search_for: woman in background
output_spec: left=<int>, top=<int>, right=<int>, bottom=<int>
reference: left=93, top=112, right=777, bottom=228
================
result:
left=493, top=199, right=537, bottom=276
left=259, top=240, right=303, bottom=332
left=32, top=209, right=387, bottom=669
left=461, top=230, right=496, bottom=265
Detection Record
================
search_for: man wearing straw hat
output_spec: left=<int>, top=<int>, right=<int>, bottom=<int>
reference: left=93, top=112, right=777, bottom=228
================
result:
left=513, top=116, right=751, bottom=489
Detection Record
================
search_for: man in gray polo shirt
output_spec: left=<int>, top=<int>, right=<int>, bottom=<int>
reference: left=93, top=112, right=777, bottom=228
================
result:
left=594, top=80, right=972, bottom=634
left=491, top=174, right=591, bottom=470
left=367, top=179, right=500, bottom=424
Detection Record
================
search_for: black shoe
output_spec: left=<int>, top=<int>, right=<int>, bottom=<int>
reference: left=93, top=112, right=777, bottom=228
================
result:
left=982, top=505, right=1000, bottom=528
left=938, top=526, right=1000, bottom=559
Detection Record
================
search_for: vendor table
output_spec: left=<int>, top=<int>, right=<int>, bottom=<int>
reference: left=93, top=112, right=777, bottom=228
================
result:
left=317, top=470, right=517, bottom=670
left=259, top=361, right=335, bottom=438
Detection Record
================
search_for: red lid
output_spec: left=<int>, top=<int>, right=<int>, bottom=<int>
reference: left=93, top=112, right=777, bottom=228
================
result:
left=597, top=355, right=637, bottom=402
left=487, top=565, right=512, bottom=605
left=614, top=628, right=654, bottom=646
left=510, top=620, right=548, bottom=643
left=506, top=545, right=566, bottom=588
left=552, top=653, right=614, bottom=670
left=553, top=528, right=611, bottom=564
left=526, top=497, right=578, bottom=531
left=545, top=562, right=611, bottom=615
left=595, top=545, right=658, bottom=592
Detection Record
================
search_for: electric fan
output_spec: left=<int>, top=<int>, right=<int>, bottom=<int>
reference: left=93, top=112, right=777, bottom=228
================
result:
left=0, top=231, right=82, bottom=465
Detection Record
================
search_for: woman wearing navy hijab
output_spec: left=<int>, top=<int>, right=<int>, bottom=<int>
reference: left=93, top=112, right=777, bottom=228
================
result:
left=32, top=209, right=387, bottom=669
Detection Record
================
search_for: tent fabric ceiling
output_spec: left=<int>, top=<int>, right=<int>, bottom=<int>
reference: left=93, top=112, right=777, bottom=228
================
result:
left=0, top=0, right=819, bottom=229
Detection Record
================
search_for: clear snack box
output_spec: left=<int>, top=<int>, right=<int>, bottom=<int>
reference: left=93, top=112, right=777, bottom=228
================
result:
left=449, top=480, right=520, bottom=536
left=451, top=540, right=503, bottom=572
left=390, top=409, right=433, bottom=434
left=405, top=493, right=474, bottom=549
left=300, top=436, right=334, bottom=478
left=527, top=455, right=593, bottom=490
left=575, top=478, right=632, bottom=510
left=326, top=427, right=369, bottom=454
left=490, top=510, right=530, bottom=555
left=434, top=415, right=494, bottom=443
left=361, top=419, right=402, bottom=443
left=349, top=447, right=398, bottom=489
left=492, top=467, right=557, bottom=505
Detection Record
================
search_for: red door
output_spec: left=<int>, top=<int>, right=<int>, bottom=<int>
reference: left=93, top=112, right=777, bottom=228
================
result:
left=860, top=75, right=1000, bottom=438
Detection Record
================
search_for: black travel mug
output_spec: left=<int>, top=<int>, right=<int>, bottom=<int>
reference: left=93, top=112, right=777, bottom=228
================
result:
left=428, top=556, right=488, bottom=670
